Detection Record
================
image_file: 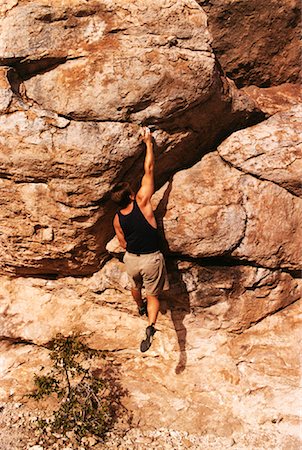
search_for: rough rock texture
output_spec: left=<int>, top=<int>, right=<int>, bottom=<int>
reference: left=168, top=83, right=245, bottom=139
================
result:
left=1, top=0, right=211, bottom=122
left=0, top=273, right=301, bottom=444
left=242, top=83, right=302, bottom=115
left=155, top=153, right=245, bottom=257
left=230, top=176, right=302, bottom=269
left=198, top=0, right=302, bottom=87
left=173, top=262, right=301, bottom=332
left=1, top=405, right=301, bottom=450
left=1, top=260, right=300, bottom=340
left=0, top=0, right=262, bottom=276
left=0, top=1, right=301, bottom=447
left=154, top=152, right=302, bottom=269
left=217, top=105, right=302, bottom=197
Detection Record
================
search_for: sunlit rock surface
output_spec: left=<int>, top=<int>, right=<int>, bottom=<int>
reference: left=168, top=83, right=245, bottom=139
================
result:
left=0, top=0, right=261, bottom=276
left=218, top=105, right=302, bottom=197
left=154, top=152, right=302, bottom=269
left=0, top=274, right=301, bottom=442
left=242, top=83, right=302, bottom=115
left=0, top=1, right=301, bottom=447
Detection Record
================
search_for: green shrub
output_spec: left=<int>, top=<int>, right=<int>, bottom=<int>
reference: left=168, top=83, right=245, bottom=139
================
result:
left=29, top=333, right=129, bottom=446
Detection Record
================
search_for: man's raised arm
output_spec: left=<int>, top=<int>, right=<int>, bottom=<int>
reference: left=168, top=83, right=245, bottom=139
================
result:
left=136, top=127, right=154, bottom=205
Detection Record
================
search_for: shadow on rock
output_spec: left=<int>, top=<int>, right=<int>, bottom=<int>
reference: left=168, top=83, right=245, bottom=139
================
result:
left=155, top=181, right=191, bottom=375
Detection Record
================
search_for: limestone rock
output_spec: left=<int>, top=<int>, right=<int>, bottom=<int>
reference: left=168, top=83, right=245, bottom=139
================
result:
left=157, top=152, right=302, bottom=269
left=0, top=0, right=300, bottom=446
left=0, top=0, right=259, bottom=125
left=0, top=259, right=299, bottom=345
left=0, top=1, right=262, bottom=276
left=0, top=102, right=142, bottom=275
left=242, top=83, right=302, bottom=115
left=0, top=342, right=50, bottom=400
left=157, top=153, right=246, bottom=258
left=231, top=176, right=302, bottom=269
left=175, top=262, right=301, bottom=332
left=0, top=273, right=300, bottom=441
left=1, top=0, right=210, bottom=122
left=0, top=67, right=13, bottom=113
left=199, top=0, right=301, bottom=87
left=217, top=105, right=302, bottom=197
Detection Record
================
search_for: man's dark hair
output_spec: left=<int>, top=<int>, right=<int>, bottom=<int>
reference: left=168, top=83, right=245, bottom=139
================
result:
left=111, top=182, right=134, bottom=208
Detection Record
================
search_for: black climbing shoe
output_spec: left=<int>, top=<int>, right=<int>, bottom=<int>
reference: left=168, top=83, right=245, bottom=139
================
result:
left=139, top=300, right=148, bottom=317
left=140, top=325, right=156, bottom=352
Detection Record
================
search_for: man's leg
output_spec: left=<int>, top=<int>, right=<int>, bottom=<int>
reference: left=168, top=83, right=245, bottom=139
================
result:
left=131, top=288, right=148, bottom=316
left=131, top=288, right=143, bottom=309
left=140, top=294, right=159, bottom=353
left=146, top=295, right=160, bottom=326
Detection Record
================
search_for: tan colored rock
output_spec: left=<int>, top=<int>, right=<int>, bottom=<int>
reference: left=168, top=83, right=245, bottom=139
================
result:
left=0, top=342, right=50, bottom=399
left=156, top=152, right=302, bottom=269
left=0, top=0, right=18, bottom=16
left=0, top=259, right=299, bottom=345
left=157, top=153, right=246, bottom=257
left=0, top=2, right=262, bottom=276
left=242, top=83, right=302, bottom=116
left=231, top=176, right=302, bottom=269
left=0, top=100, right=143, bottom=274
left=0, top=0, right=213, bottom=121
left=218, top=105, right=302, bottom=197
left=199, top=0, right=301, bottom=87
left=0, top=273, right=300, bottom=442
left=174, top=262, right=301, bottom=332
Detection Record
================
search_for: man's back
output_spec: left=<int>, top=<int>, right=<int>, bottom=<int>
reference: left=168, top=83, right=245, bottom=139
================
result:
left=118, top=198, right=159, bottom=255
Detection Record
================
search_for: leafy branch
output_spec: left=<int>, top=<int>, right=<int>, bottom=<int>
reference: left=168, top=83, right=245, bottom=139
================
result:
left=29, top=333, right=129, bottom=447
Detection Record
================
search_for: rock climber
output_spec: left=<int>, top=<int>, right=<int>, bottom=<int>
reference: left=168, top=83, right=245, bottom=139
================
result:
left=111, top=127, right=169, bottom=352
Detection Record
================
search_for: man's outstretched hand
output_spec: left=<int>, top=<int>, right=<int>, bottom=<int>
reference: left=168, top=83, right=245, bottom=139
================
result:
left=141, top=126, right=152, bottom=144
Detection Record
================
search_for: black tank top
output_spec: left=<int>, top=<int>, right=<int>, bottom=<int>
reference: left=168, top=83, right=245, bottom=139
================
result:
left=118, top=199, right=159, bottom=254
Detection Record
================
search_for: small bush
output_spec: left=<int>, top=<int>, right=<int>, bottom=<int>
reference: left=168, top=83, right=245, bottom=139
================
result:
left=29, top=333, right=129, bottom=446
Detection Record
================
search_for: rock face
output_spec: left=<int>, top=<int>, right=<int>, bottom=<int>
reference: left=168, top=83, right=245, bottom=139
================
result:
left=199, top=0, right=302, bottom=87
left=173, top=262, right=300, bottom=332
left=0, top=272, right=301, bottom=443
left=0, top=1, right=301, bottom=447
left=218, top=105, right=302, bottom=197
left=0, top=0, right=262, bottom=276
left=242, top=83, right=302, bottom=115
left=156, top=153, right=246, bottom=257
left=155, top=152, right=302, bottom=269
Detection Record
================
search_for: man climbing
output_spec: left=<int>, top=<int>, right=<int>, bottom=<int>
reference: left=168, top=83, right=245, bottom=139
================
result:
left=111, top=127, right=169, bottom=352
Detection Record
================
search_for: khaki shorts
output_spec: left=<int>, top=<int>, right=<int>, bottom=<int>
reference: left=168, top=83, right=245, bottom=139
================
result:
left=123, top=251, right=169, bottom=296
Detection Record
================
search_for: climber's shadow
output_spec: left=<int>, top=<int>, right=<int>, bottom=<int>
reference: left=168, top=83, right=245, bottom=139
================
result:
left=155, top=181, right=191, bottom=375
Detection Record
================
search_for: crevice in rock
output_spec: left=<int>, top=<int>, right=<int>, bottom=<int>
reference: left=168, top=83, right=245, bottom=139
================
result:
left=283, top=268, right=302, bottom=279
left=0, top=336, right=36, bottom=346
left=57, top=112, right=133, bottom=124
left=35, top=10, right=68, bottom=23
left=1, top=56, right=86, bottom=82
left=217, top=151, right=302, bottom=200
left=4, top=66, right=28, bottom=103
left=108, top=27, right=127, bottom=34
left=0, top=172, right=12, bottom=180
left=166, top=253, right=300, bottom=277
left=229, top=297, right=301, bottom=335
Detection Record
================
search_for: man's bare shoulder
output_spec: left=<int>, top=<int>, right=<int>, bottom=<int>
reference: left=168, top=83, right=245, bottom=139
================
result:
left=136, top=195, right=152, bottom=209
left=136, top=196, right=157, bottom=228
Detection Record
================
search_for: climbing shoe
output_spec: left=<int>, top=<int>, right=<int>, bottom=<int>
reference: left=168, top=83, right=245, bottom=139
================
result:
left=138, top=300, right=148, bottom=317
left=140, top=324, right=156, bottom=352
